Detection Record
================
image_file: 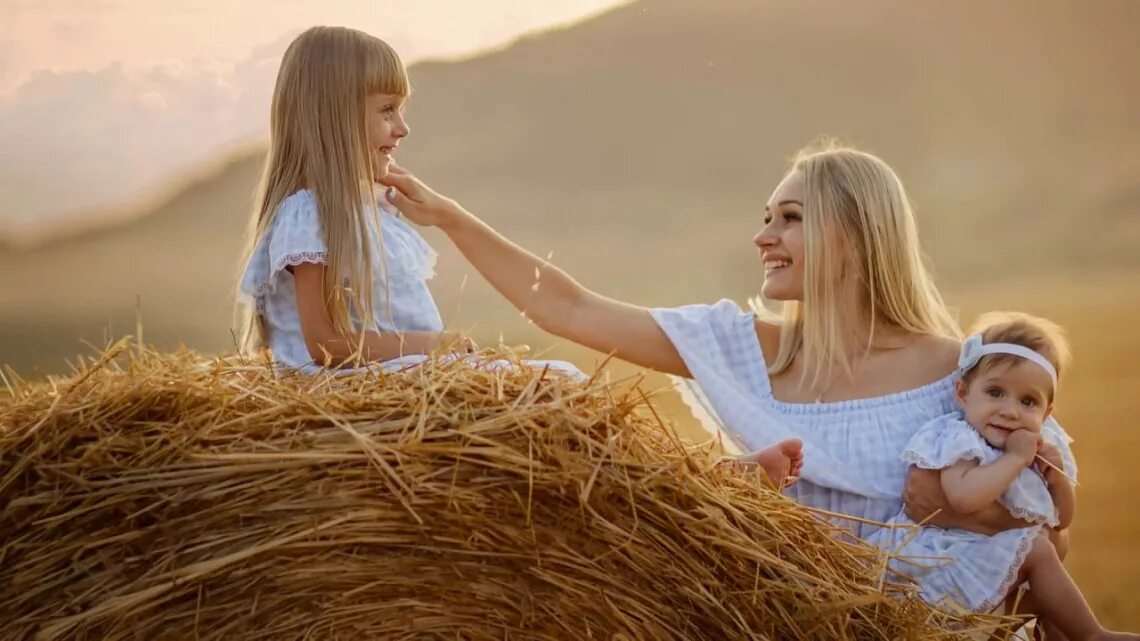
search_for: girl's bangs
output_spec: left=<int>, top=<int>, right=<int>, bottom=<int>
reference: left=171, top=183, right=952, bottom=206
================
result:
left=364, top=42, right=410, bottom=96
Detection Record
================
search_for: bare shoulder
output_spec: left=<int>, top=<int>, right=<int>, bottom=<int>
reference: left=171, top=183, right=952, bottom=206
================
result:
left=906, top=333, right=961, bottom=380
left=753, top=316, right=782, bottom=368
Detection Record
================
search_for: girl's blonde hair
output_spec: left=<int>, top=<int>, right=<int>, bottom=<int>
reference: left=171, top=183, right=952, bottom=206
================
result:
left=964, top=311, right=1071, bottom=401
left=761, top=141, right=960, bottom=387
left=236, top=26, right=409, bottom=353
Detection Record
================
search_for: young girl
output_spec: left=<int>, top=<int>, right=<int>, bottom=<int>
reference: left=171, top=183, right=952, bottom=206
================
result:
left=877, top=312, right=1136, bottom=640
left=234, top=26, right=579, bottom=378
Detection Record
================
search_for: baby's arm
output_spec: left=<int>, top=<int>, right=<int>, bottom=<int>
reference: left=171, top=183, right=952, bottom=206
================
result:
left=1039, top=441, right=1076, bottom=529
left=940, top=430, right=1038, bottom=514
left=292, top=263, right=461, bottom=364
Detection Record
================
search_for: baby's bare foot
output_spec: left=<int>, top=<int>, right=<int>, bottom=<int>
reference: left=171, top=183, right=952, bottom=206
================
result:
left=735, top=438, right=804, bottom=488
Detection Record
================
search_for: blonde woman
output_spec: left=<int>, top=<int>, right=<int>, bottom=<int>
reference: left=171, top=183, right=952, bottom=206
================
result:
left=235, top=26, right=470, bottom=372
left=380, top=145, right=1077, bottom=617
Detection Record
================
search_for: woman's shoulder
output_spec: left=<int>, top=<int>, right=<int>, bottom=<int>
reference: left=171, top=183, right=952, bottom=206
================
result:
left=751, top=322, right=960, bottom=374
left=906, top=333, right=961, bottom=380
left=652, top=299, right=763, bottom=361
left=865, top=332, right=960, bottom=402
left=754, top=316, right=781, bottom=368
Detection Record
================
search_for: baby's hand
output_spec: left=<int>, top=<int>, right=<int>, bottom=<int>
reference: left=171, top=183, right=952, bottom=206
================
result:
left=1006, top=430, right=1042, bottom=464
left=1036, top=441, right=1067, bottom=482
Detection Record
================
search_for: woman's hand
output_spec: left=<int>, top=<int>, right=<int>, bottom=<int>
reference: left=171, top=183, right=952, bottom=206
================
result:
left=379, top=162, right=690, bottom=377
left=378, top=163, right=463, bottom=228
left=903, top=467, right=1033, bottom=535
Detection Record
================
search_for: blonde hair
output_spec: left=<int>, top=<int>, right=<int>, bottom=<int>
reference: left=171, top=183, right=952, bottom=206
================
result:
left=236, top=26, right=409, bottom=353
left=761, top=142, right=960, bottom=387
left=963, top=311, right=1071, bottom=401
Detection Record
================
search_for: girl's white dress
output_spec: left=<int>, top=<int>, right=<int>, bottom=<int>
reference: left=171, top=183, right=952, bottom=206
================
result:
left=238, top=189, right=582, bottom=379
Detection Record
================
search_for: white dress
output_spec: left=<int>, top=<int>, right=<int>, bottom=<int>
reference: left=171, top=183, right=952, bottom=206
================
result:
left=648, top=299, right=1076, bottom=611
left=238, top=189, right=444, bottom=374
left=237, top=189, right=584, bottom=380
left=870, top=412, right=1063, bottom=612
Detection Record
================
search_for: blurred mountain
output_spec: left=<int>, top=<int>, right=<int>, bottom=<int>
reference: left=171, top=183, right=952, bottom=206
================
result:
left=3, top=0, right=1138, bottom=374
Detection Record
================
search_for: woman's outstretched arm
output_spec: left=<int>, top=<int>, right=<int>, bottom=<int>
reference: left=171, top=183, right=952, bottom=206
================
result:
left=380, top=164, right=690, bottom=377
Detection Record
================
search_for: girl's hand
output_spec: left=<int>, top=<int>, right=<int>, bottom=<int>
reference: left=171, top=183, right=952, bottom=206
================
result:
left=441, top=331, right=477, bottom=356
left=1006, top=429, right=1042, bottom=465
left=378, top=163, right=462, bottom=228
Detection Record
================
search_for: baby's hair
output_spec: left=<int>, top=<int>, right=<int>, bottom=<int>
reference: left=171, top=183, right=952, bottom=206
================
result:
left=963, top=311, right=1071, bottom=400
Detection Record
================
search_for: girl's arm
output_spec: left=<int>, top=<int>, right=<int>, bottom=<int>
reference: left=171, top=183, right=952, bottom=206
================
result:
left=292, top=263, right=465, bottom=364
left=1039, top=441, right=1076, bottom=529
left=938, top=429, right=1039, bottom=515
left=379, top=165, right=692, bottom=377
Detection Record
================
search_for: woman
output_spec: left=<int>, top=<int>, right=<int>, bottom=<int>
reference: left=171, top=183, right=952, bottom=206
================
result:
left=380, top=143, right=1075, bottom=616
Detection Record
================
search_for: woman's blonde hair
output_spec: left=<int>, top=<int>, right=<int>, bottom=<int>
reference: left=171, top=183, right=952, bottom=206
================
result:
left=762, top=141, right=960, bottom=387
left=236, top=26, right=409, bottom=353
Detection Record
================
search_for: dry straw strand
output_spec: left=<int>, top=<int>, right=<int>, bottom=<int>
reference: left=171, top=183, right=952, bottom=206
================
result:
left=0, top=341, right=1017, bottom=640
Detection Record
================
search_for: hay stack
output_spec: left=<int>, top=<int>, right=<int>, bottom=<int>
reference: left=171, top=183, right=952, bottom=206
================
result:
left=1, top=340, right=999, bottom=640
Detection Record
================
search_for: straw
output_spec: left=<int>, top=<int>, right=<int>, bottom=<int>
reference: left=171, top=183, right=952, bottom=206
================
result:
left=0, top=341, right=1014, bottom=640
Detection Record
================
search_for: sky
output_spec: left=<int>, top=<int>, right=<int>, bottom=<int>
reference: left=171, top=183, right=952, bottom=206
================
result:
left=0, top=0, right=625, bottom=226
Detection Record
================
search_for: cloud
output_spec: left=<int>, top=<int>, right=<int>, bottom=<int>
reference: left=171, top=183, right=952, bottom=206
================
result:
left=0, top=0, right=626, bottom=229
left=0, top=32, right=294, bottom=226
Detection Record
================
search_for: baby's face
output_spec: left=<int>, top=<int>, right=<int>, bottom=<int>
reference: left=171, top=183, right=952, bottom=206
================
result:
left=957, top=361, right=1054, bottom=449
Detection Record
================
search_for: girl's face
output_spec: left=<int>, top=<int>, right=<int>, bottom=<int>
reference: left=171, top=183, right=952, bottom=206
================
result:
left=956, top=360, right=1054, bottom=449
left=366, top=93, right=410, bottom=181
left=754, top=171, right=806, bottom=301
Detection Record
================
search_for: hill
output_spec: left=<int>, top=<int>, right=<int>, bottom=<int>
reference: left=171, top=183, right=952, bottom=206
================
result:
left=2, top=0, right=1138, bottom=374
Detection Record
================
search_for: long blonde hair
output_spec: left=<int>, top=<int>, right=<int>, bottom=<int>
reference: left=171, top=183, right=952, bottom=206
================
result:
left=236, top=26, right=409, bottom=353
left=761, top=142, right=960, bottom=387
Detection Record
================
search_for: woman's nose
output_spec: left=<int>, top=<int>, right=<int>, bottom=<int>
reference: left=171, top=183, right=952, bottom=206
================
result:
left=754, top=226, right=776, bottom=248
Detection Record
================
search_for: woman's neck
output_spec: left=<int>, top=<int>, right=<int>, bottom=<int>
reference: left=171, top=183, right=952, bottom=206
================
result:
left=840, top=282, right=919, bottom=348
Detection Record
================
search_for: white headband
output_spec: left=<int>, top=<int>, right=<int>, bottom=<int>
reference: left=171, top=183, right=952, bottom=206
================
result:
left=958, top=334, right=1058, bottom=390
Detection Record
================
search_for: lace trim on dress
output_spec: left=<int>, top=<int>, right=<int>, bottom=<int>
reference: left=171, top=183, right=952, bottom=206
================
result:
left=250, top=251, right=329, bottom=314
left=1000, top=497, right=1058, bottom=528
left=900, top=448, right=988, bottom=470
left=973, top=526, right=1041, bottom=614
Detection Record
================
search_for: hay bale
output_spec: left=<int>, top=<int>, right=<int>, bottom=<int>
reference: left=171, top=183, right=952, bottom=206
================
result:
left=1, top=339, right=1001, bottom=640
